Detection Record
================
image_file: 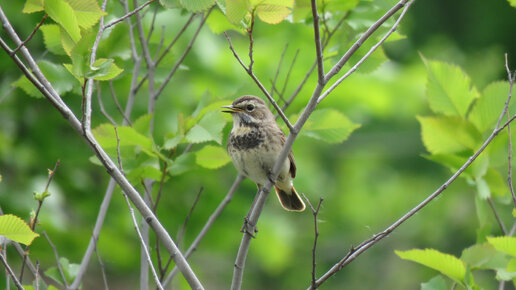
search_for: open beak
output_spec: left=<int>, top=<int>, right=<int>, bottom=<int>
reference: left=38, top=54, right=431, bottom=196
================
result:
left=221, top=105, right=241, bottom=113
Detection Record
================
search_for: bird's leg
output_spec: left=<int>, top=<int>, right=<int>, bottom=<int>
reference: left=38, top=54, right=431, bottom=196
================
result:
left=240, top=184, right=261, bottom=237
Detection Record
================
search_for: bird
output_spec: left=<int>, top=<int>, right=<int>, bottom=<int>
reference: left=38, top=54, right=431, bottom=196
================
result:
left=222, top=95, right=305, bottom=212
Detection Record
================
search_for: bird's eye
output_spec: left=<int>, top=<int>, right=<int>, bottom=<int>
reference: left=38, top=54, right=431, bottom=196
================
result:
left=246, top=104, right=255, bottom=111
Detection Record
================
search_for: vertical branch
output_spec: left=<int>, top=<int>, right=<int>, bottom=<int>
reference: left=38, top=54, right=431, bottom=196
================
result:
left=302, top=195, right=324, bottom=290
left=310, top=0, right=325, bottom=84
left=247, top=12, right=256, bottom=73
left=504, top=53, right=516, bottom=208
left=0, top=252, right=23, bottom=290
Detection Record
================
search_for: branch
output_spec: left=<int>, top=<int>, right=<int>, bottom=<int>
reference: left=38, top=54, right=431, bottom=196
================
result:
left=313, top=115, right=516, bottom=288
left=0, top=252, right=23, bottom=290
left=43, top=231, right=68, bottom=289
left=302, top=195, right=324, bottom=290
left=10, top=14, right=47, bottom=56
left=103, top=0, right=156, bottom=30
left=310, top=0, right=325, bottom=84
left=504, top=53, right=516, bottom=208
left=0, top=5, right=204, bottom=289
left=224, top=32, right=295, bottom=133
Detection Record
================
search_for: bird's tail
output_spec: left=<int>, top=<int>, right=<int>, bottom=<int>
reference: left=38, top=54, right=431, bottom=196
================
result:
left=274, top=185, right=306, bottom=212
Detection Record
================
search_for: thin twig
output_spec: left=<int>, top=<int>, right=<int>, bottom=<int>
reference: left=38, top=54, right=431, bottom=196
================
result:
left=247, top=12, right=255, bottom=72
left=97, top=82, right=117, bottom=125
left=92, top=232, right=109, bottom=290
left=177, top=187, right=204, bottom=245
left=310, top=0, right=325, bottom=84
left=271, top=43, right=289, bottom=98
left=109, top=81, right=132, bottom=125
left=10, top=14, right=47, bottom=55
left=302, top=195, right=324, bottom=290
left=504, top=53, right=516, bottom=208
left=224, top=32, right=295, bottom=133
left=43, top=231, right=68, bottom=288
left=313, top=114, right=516, bottom=288
left=0, top=252, right=23, bottom=290
left=35, top=260, right=40, bottom=290
left=318, top=0, right=414, bottom=103
left=104, top=0, right=156, bottom=29
left=487, top=198, right=507, bottom=235
left=114, top=127, right=124, bottom=174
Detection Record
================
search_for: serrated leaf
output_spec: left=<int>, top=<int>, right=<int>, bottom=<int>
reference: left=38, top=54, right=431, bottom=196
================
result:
left=70, top=30, right=96, bottom=78
left=195, top=145, right=231, bottom=169
left=23, top=0, right=44, bottom=13
left=395, top=249, right=466, bottom=285
left=468, top=81, right=512, bottom=133
left=423, top=57, right=479, bottom=118
left=60, top=26, right=76, bottom=56
left=487, top=236, right=516, bottom=257
left=180, top=0, right=216, bottom=12
left=302, top=109, right=360, bottom=143
left=225, top=0, right=250, bottom=24
left=45, top=0, right=81, bottom=42
left=461, top=243, right=508, bottom=270
left=421, top=275, right=447, bottom=290
left=163, top=134, right=184, bottom=150
left=417, top=116, right=481, bottom=155
left=185, top=111, right=227, bottom=144
left=169, top=153, right=196, bottom=176
left=87, top=58, right=124, bottom=81
left=66, top=0, right=106, bottom=29
left=40, top=24, right=66, bottom=55
left=0, top=214, right=39, bottom=245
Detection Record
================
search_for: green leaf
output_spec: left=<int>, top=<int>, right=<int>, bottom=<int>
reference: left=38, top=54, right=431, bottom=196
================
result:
left=69, top=30, right=96, bottom=79
left=225, top=0, right=250, bottom=24
left=40, top=24, right=66, bottom=55
left=475, top=177, right=491, bottom=200
left=461, top=243, right=508, bottom=270
left=496, top=268, right=516, bottom=281
left=132, top=114, right=154, bottom=136
left=185, top=111, right=227, bottom=144
left=92, top=124, right=155, bottom=157
left=207, top=8, right=245, bottom=34
left=422, top=154, right=468, bottom=175
left=160, top=0, right=180, bottom=8
left=421, top=275, right=447, bottom=290
left=60, top=26, right=76, bottom=56
left=127, top=166, right=164, bottom=183
left=23, top=0, right=44, bottom=13
left=180, top=0, right=216, bottom=12
left=485, top=169, right=508, bottom=197
left=169, top=153, right=196, bottom=176
left=66, top=0, right=106, bottom=29
left=508, top=0, right=516, bottom=8
left=163, top=134, right=184, bottom=150
left=301, top=109, right=360, bottom=143
left=468, top=81, right=511, bottom=133
left=0, top=214, right=39, bottom=245
left=422, top=57, right=479, bottom=117
left=395, top=249, right=466, bottom=285
left=475, top=195, right=490, bottom=227
left=44, top=257, right=79, bottom=285
left=86, top=58, right=124, bottom=81
left=488, top=236, right=516, bottom=257
left=45, top=0, right=82, bottom=42
left=195, top=145, right=231, bottom=169
left=13, top=60, right=75, bottom=98
left=255, top=5, right=291, bottom=24
left=417, top=116, right=481, bottom=155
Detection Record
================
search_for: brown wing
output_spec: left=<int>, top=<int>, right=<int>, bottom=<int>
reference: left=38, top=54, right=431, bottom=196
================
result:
left=279, top=132, right=296, bottom=178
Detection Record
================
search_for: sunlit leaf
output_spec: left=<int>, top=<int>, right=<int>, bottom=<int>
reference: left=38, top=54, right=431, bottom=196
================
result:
left=40, top=24, right=66, bottom=55
left=169, top=153, right=196, bottom=176
left=255, top=5, right=291, bottom=24
left=45, top=0, right=81, bottom=42
left=180, top=0, right=216, bottom=12
left=66, top=0, right=106, bottom=29
left=127, top=166, right=164, bottom=183
left=395, top=249, right=466, bottom=285
left=0, top=214, right=39, bottom=245
left=508, top=0, right=516, bottom=8
left=23, top=0, right=44, bottom=13
left=86, top=58, right=124, bottom=81
left=417, top=116, right=481, bottom=155
left=301, top=109, right=360, bottom=143
left=185, top=111, right=227, bottom=144
left=163, top=134, right=184, bottom=150
left=468, top=81, right=511, bottom=133
left=92, top=124, right=155, bottom=157
left=225, top=0, right=250, bottom=24
left=461, top=243, right=508, bottom=270
left=423, top=57, right=479, bottom=118
left=485, top=169, right=508, bottom=197
left=487, top=236, right=516, bottom=257
left=207, top=8, right=245, bottom=34
left=195, top=145, right=231, bottom=169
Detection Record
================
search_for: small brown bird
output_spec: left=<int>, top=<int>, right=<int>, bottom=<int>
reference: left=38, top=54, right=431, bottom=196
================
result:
left=222, top=95, right=305, bottom=212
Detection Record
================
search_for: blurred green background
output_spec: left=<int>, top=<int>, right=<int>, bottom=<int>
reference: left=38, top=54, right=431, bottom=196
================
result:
left=1, top=0, right=515, bottom=289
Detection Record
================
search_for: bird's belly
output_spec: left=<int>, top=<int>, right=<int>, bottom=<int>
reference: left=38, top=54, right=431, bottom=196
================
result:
left=229, top=146, right=289, bottom=186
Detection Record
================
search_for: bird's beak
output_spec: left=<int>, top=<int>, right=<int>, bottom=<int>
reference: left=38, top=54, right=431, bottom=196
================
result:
left=221, top=105, right=241, bottom=113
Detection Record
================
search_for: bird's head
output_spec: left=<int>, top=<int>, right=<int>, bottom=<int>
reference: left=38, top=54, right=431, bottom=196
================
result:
left=222, top=95, right=274, bottom=127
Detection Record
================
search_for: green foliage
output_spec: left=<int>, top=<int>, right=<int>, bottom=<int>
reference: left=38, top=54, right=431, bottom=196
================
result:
left=195, top=145, right=231, bottom=169
left=301, top=108, right=361, bottom=144
left=185, top=111, right=227, bottom=144
left=179, top=0, right=216, bottom=12
left=13, top=60, right=75, bottom=98
left=0, top=214, right=39, bottom=245
left=44, top=257, right=80, bottom=286
left=395, top=249, right=467, bottom=286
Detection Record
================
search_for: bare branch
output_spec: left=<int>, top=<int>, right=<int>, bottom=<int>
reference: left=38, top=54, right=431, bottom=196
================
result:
left=97, top=82, right=118, bottom=125
left=0, top=252, right=23, bottom=290
left=177, top=187, right=204, bottom=245
left=43, top=231, right=68, bottom=289
left=488, top=197, right=507, bottom=235
left=10, top=14, right=47, bottom=56
left=504, top=53, right=516, bottom=208
left=302, top=195, right=324, bottom=290
left=104, top=0, right=156, bottom=30
left=224, top=32, right=295, bottom=133
left=318, top=0, right=414, bottom=103
left=310, top=0, right=325, bottom=84
left=313, top=114, right=516, bottom=288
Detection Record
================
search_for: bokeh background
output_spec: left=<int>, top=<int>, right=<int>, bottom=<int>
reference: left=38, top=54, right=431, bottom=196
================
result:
left=1, top=0, right=516, bottom=289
